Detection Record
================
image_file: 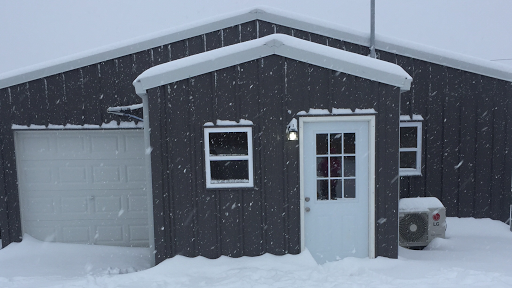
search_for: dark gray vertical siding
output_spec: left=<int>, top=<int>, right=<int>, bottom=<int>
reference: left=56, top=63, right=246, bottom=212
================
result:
left=406, top=59, right=429, bottom=198
left=458, top=72, right=478, bottom=217
left=148, top=85, right=170, bottom=262
left=396, top=55, right=414, bottom=117
left=46, top=74, right=67, bottom=124
left=191, top=73, right=220, bottom=258
left=147, top=54, right=400, bottom=262
left=215, top=66, right=244, bottom=257
left=389, top=49, right=512, bottom=220
left=28, top=79, right=49, bottom=125
left=474, top=78, right=495, bottom=217
left=374, top=84, right=401, bottom=259
left=489, top=79, right=508, bottom=220
left=259, top=56, right=287, bottom=255
left=282, top=59, right=302, bottom=253
left=440, top=68, right=462, bottom=215
left=505, top=82, right=512, bottom=220
left=237, top=60, right=266, bottom=255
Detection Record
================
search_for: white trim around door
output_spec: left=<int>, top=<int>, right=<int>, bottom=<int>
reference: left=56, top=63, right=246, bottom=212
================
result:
left=299, top=115, right=375, bottom=261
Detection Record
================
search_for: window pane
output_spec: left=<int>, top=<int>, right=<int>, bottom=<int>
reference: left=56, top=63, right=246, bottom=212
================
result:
left=344, top=156, right=356, bottom=177
left=316, top=134, right=328, bottom=155
left=400, top=151, right=417, bottom=169
left=344, top=133, right=355, bottom=154
left=400, top=126, right=417, bottom=148
left=317, top=157, right=328, bottom=177
left=210, top=160, right=249, bottom=182
left=209, top=132, right=248, bottom=156
left=317, top=180, right=328, bottom=200
left=344, top=179, right=356, bottom=198
left=330, top=134, right=342, bottom=154
left=331, top=179, right=342, bottom=199
left=330, top=157, right=342, bottom=177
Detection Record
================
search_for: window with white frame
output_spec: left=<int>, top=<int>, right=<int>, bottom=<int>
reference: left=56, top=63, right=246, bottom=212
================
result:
left=204, top=127, right=253, bottom=188
left=399, top=121, right=422, bottom=176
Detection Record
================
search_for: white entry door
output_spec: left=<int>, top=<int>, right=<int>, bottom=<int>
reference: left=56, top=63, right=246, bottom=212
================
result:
left=301, top=117, right=374, bottom=263
left=15, top=130, right=149, bottom=247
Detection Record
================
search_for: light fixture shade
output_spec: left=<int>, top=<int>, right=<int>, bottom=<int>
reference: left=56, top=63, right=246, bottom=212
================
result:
left=286, top=118, right=298, bottom=141
left=288, top=130, right=298, bottom=141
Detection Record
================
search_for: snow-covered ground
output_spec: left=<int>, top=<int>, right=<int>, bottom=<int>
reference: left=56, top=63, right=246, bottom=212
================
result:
left=0, top=217, right=511, bottom=288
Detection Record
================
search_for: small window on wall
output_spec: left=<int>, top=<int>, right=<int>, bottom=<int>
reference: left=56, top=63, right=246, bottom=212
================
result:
left=204, top=127, right=253, bottom=188
left=399, top=121, right=422, bottom=176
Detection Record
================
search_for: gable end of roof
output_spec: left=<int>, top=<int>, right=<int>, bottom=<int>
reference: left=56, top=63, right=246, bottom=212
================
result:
left=133, top=34, right=412, bottom=95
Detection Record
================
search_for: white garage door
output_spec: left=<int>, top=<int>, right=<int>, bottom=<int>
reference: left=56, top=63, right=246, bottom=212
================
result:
left=15, top=130, right=149, bottom=247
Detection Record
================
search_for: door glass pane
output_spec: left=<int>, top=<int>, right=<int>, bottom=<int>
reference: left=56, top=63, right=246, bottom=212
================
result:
left=330, top=134, right=342, bottom=154
left=344, top=179, right=356, bottom=198
left=344, top=156, right=356, bottom=177
left=330, top=157, right=342, bottom=177
left=209, top=132, right=248, bottom=156
left=344, top=133, right=356, bottom=154
left=317, top=180, right=329, bottom=200
left=210, top=160, right=249, bottom=182
left=330, top=179, right=342, bottom=199
left=316, top=134, right=328, bottom=155
left=400, top=127, right=417, bottom=148
left=317, top=157, right=328, bottom=177
left=400, top=151, right=417, bottom=168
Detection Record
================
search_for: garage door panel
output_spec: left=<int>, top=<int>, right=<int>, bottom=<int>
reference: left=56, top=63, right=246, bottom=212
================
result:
left=61, top=197, right=89, bottom=213
left=56, top=135, right=86, bottom=153
left=25, top=197, right=55, bottom=214
left=22, top=212, right=150, bottom=221
left=16, top=132, right=144, bottom=161
left=125, top=135, right=145, bottom=153
left=59, top=167, right=88, bottom=183
left=62, top=226, right=90, bottom=243
left=18, top=136, right=51, bottom=155
left=93, top=166, right=121, bottom=183
left=21, top=167, right=53, bottom=184
left=128, top=196, right=148, bottom=212
left=16, top=130, right=149, bottom=247
left=95, top=196, right=122, bottom=212
left=90, top=135, right=120, bottom=153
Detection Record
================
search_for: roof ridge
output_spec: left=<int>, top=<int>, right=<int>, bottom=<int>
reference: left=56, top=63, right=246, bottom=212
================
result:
left=1, top=6, right=510, bottom=89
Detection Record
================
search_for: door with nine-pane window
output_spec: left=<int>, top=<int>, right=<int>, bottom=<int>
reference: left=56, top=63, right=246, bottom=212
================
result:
left=302, top=119, right=370, bottom=263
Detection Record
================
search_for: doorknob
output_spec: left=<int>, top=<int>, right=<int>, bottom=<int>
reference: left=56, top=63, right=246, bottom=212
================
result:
left=305, top=207, right=311, bottom=212
left=305, top=197, right=310, bottom=202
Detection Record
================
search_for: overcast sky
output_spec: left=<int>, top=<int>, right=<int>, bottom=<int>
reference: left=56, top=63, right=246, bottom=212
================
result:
left=1, top=0, right=511, bottom=76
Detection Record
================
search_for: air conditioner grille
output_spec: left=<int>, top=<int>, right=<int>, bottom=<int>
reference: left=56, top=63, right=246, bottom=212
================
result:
left=399, top=213, right=428, bottom=243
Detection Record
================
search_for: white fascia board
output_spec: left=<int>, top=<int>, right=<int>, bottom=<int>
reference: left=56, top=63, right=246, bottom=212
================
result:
left=133, top=34, right=412, bottom=94
left=2, top=6, right=511, bottom=89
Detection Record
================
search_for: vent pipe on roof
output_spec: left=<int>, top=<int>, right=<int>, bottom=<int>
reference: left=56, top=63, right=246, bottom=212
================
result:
left=369, top=0, right=376, bottom=58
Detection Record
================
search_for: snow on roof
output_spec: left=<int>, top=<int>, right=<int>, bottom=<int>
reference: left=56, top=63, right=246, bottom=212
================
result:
left=1, top=6, right=511, bottom=90
left=133, top=34, right=412, bottom=94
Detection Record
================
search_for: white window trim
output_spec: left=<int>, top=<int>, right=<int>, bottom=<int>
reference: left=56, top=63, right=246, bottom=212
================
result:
left=204, top=126, right=253, bottom=188
left=399, top=121, right=422, bottom=176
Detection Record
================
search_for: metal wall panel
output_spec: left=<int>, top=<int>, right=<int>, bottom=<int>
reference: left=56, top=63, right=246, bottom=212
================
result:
left=147, top=54, right=400, bottom=262
left=392, top=53, right=512, bottom=221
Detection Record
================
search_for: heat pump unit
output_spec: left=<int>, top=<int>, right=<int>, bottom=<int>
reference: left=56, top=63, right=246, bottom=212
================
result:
left=399, top=197, right=446, bottom=249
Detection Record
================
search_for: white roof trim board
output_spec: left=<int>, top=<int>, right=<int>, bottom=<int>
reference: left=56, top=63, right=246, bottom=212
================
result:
left=1, top=6, right=511, bottom=89
left=133, top=34, right=412, bottom=94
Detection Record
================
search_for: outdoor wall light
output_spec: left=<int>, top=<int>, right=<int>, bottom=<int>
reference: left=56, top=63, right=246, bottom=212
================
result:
left=287, top=118, right=298, bottom=141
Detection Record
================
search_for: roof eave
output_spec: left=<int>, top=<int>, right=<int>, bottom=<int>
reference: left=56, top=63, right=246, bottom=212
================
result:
left=133, top=34, right=412, bottom=95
